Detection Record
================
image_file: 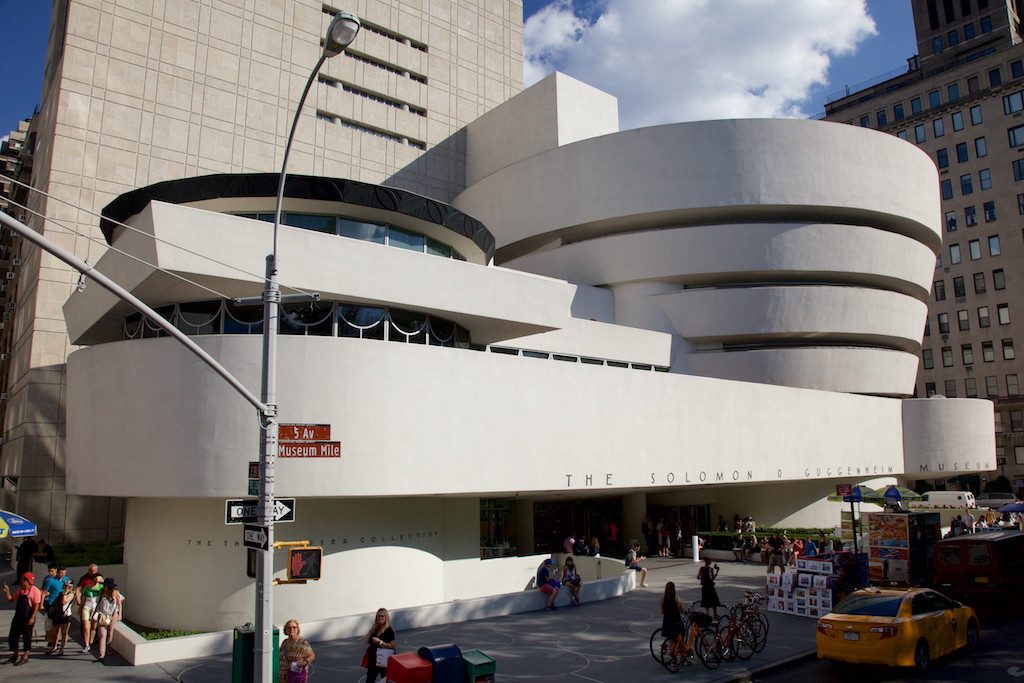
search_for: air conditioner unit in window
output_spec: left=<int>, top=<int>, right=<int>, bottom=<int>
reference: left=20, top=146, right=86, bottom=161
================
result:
left=11, top=258, right=20, bottom=266
left=5, top=272, right=14, bottom=279
left=0, top=393, right=7, bottom=400
left=1, top=284, right=6, bottom=291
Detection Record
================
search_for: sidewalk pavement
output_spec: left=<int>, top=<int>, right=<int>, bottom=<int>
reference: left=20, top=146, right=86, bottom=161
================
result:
left=0, top=556, right=818, bottom=681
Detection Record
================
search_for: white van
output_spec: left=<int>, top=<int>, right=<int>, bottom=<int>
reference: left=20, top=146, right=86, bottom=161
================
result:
left=921, top=490, right=977, bottom=507
left=975, top=492, right=1019, bottom=509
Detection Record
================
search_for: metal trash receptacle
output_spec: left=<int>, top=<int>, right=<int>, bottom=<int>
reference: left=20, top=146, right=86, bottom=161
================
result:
left=386, top=652, right=433, bottom=683
left=416, top=643, right=463, bottom=682
left=231, top=626, right=279, bottom=683
left=462, top=649, right=496, bottom=682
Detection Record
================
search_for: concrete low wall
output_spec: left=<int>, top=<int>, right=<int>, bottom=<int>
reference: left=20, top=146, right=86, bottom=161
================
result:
left=115, top=567, right=635, bottom=666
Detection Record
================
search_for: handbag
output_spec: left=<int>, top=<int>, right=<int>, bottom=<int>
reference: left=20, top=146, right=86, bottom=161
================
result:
left=286, top=670, right=307, bottom=683
left=97, top=613, right=113, bottom=627
left=375, top=648, right=395, bottom=667
left=360, top=649, right=369, bottom=668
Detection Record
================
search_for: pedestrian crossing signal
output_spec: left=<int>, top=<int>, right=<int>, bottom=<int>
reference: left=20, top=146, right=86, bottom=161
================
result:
left=287, top=547, right=322, bottom=581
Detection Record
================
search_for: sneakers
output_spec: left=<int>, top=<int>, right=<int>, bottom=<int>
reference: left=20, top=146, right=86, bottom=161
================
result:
left=82, top=646, right=91, bottom=654
left=572, top=598, right=580, bottom=606
left=545, top=604, right=557, bottom=611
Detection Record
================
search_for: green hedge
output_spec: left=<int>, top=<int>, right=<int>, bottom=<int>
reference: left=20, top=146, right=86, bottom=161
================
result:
left=51, top=542, right=124, bottom=567
left=123, top=621, right=203, bottom=641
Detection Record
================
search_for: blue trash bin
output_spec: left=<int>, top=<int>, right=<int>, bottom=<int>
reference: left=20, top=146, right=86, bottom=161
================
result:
left=416, top=643, right=463, bottom=682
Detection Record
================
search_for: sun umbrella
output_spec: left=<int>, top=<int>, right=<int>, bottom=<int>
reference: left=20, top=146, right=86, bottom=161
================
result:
left=827, top=485, right=884, bottom=504
left=0, top=509, right=36, bottom=538
left=880, top=485, right=923, bottom=502
left=998, top=502, right=1024, bottom=513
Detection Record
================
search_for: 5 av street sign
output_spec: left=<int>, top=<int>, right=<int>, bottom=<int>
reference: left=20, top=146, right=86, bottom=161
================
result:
left=225, top=498, right=296, bottom=525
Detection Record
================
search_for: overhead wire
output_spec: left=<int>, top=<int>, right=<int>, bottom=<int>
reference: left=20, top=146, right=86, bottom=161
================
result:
left=7, top=196, right=237, bottom=302
left=4, top=176, right=320, bottom=300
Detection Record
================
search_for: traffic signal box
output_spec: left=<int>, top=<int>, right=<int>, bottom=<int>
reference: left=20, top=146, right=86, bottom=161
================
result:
left=287, top=546, right=323, bottom=581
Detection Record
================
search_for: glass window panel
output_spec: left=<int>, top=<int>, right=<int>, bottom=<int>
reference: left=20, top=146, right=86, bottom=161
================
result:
left=979, top=306, right=991, bottom=327
left=969, top=239, right=982, bottom=259
left=426, top=237, right=452, bottom=258
left=934, top=118, right=944, bottom=137
left=337, top=218, right=386, bottom=243
left=176, top=301, right=223, bottom=335
left=389, top=308, right=427, bottom=343
left=994, top=268, right=1006, bottom=289
left=428, top=317, right=456, bottom=345
left=337, top=305, right=385, bottom=340
left=283, top=213, right=336, bottom=234
left=989, top=235, right=1001, bottom=255
left=975, top=137, right=986, bottom=156
left=962, top=344, right=974, bottom=364
left=970, top=105, right=982, bottom=124
left=389, top=227, right=426, bottom=252
left=280, top=300, right=333, bottom=336
left=952, top=111, right=964, bottom=130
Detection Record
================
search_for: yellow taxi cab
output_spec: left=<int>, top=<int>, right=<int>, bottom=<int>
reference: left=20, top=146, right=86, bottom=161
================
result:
left=816, top=587, right=979, bottom=673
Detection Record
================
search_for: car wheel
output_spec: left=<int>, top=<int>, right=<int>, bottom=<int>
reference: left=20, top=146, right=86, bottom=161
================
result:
left=966, top=618, right=980, bottom=650
left=914, top=640, right=930, bottom=674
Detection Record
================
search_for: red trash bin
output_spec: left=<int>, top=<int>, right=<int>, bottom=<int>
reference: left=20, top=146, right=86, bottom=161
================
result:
left=386, top=652, right=432, bottom=683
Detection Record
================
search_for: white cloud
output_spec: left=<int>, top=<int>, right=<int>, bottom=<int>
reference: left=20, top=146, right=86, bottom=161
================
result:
left=524, top=0, right=876, bottom=129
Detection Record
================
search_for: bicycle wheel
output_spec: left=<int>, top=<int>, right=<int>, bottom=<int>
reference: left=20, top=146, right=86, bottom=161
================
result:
left=649, top=627, right=663, bottom=662
left=732, top=622, right=757, bottom=660
left=694, top=629, right=720, bottom=670
left=718, top=623, right=737, bottom=662
left=746, top=616, right=767, bottom=653
left=757, top=611, right=770, bottom=636
left=660, top=638, right=684, bottom=673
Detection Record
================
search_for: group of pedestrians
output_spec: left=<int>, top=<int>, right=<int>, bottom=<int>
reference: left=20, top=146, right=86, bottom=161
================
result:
left=280, top=607, right=394, bottom=683
left=4, top=561, right=122, bottom=667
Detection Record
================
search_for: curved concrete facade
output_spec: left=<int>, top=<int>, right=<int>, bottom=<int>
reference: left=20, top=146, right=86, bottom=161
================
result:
left=60, top=76, right=994, bottom=632
left=455, top=118, right=940, bottom=395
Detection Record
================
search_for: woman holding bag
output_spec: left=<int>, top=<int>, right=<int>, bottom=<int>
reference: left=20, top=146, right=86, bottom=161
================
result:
left=91, top=579, right=121, bottom=662
left=363, top=607, right=395, bottom=682
left=279, top=619, right=314, bottom=682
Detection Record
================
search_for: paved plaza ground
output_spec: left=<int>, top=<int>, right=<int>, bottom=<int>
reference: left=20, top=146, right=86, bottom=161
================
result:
left=0, top=556, right=818, bottom=681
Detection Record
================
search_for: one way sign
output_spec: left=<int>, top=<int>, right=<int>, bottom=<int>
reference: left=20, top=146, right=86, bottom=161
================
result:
left=243, top=524, right=269, bottom=550
left=225, top=498, right=296, bottom=525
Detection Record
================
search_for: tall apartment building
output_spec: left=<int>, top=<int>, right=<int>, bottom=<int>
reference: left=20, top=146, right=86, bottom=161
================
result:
left=824, top=0, right=1024, bottom=497
left=0, top=0, right=523, bottom=544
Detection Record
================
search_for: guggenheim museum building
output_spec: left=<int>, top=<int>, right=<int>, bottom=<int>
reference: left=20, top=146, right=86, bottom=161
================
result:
left=9, top=0, right=994, bottom=630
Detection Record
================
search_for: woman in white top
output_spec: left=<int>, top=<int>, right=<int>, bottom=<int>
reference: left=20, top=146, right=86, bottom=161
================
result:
left=560, top=556, right=582, bottom=606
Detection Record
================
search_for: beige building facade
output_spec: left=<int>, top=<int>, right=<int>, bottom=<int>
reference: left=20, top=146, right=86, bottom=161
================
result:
left=824, top=0, right=1024, bottom=497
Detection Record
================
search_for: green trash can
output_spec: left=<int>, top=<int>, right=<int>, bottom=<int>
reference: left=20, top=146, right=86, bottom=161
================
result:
left=231, top=626, right=280, bottom=683
left=462, top=649, right=496, bottom=683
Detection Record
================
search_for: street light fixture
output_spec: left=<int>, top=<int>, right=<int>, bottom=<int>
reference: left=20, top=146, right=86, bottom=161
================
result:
left=253, top=10, right=360, bottom=683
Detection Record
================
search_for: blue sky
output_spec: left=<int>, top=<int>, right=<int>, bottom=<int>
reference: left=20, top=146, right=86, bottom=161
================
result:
left=0, top=1, right=916, bottom=136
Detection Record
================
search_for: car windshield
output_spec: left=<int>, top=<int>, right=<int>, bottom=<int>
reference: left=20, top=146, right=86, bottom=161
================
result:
left=831, top=594, right=903, bottom=617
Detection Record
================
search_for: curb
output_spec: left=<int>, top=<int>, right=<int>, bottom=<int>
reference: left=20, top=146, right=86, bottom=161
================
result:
left=716, top=649, right=818, bottom=682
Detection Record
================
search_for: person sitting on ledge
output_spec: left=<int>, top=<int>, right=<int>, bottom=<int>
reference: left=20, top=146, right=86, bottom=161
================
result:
left=625, top=542, right=648, bottom=588
left=536, top=558, right=561, bottom=611
left=732, top=532, right=745, bottom=562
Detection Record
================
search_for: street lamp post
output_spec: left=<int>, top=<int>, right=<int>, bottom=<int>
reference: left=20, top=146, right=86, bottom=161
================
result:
left=253, top=11, right=360, bottom=683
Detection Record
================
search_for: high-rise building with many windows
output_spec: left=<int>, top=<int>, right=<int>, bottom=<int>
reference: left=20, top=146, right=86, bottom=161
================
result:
left=824, top=0, right=1024, bottom=497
